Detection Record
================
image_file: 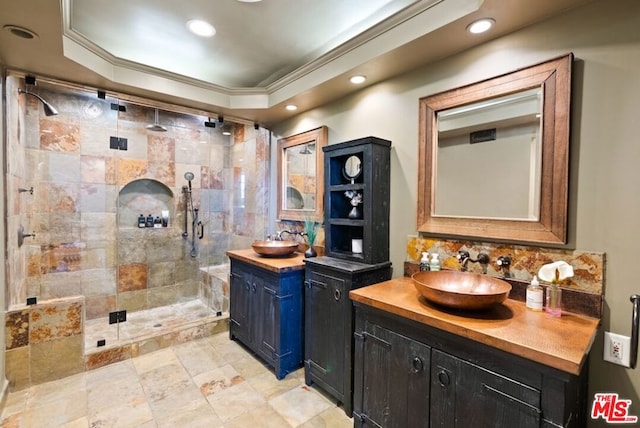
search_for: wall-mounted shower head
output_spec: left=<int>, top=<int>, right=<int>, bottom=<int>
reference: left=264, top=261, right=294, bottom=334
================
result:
left=146, top=108, right=167, bottom=132
left=18, top=88, right=58, bottom=116
left=184, top=171, right=195, bottom=190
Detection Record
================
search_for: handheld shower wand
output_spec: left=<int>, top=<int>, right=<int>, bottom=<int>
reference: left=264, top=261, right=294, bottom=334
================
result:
left=182, top=172, right=202, bottom=257
left=184, top=171, right=194, bottom=190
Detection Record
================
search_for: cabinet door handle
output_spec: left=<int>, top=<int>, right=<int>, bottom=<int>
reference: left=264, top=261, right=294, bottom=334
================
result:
left=437, top=369, right=450, bottom=387
left=245, top=280, right=251, bottom=291
left=411, top=357, right=424, bottom=373
left=252, top=282, right=257, bottom=293
left=334, top=288, right=342, bottom=301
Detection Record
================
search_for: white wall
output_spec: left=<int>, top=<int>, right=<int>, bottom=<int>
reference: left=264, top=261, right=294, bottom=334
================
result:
left=271, top=1, right=640, bottom=424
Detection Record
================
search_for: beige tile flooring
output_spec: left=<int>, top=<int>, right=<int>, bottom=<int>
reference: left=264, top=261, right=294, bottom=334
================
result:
left=1, top=332, right=353, bottom=427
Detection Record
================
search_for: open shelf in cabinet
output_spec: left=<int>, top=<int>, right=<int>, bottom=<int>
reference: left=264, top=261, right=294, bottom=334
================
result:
left=323, top=137, right=391, bottom=264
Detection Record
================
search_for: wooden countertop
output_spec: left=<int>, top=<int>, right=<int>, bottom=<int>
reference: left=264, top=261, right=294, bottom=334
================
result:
left=226, top=249, right=306, bottom=273
left=349, top=277, right=600, bottom=375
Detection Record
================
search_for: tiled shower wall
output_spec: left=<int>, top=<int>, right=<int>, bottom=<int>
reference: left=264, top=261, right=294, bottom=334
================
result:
left=5, top=75, right=269, bottom=320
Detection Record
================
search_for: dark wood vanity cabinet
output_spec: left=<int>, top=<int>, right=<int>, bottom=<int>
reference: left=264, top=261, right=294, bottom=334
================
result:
left=354, top=322, right=431, bottom=428
left=228, top=257, right=304, bottom=379
left=304, top=257, right=392, bottom=416
left=303, top=136, right=393, bottom=416
left=352, top=306, right=589, bottom=428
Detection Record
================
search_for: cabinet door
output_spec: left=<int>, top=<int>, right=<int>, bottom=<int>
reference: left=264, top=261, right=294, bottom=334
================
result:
left=356, top=323, right=431, bottom=428
left=305, top=270, right=347, bottom=396
left=229, top=266, right=252, bottom=344
left=431, top=349, right=542, bottom=428
left=257, top=278, right=279, bottom=365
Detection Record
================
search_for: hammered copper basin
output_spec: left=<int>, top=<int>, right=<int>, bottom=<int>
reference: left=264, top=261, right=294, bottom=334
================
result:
left=412, top=270, right=511, bottom=310
left=251, top=240, right=298, bottom=257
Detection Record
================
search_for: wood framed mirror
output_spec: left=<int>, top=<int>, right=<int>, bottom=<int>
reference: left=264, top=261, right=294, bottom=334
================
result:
left=277, top=126, right=328, bottom=221
left=417, top=54, right=572, bottom=244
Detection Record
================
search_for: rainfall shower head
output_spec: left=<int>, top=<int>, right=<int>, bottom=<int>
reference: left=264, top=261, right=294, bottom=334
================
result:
left=18, top=88, right=58, bottom=116
left=184, top=171, right=195, bottom=189
left=146, top=108, right=167, bottom=132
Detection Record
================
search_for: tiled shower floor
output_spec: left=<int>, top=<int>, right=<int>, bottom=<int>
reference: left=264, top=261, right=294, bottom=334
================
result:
left=84, top=300, right=226, bottom=354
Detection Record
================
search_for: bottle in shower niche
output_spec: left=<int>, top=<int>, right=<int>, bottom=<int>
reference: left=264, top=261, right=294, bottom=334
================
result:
left=153, top=216, right=162, bottom=228
left=146, top=214, right=154, bottom=228
left=138, top=214, right=146, bottom=228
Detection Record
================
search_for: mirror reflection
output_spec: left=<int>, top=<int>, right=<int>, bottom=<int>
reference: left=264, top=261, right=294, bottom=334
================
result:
left=284, top=143, right=316, bottom=210
left=277, top=126, right=328, bottom=221
left=342, top=155, right=362, bottom=183
left=435, top=88, right=542, bottom=220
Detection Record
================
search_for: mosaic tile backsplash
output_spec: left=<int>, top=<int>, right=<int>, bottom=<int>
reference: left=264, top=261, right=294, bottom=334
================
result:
left=406, top=236, right=605, bottom=295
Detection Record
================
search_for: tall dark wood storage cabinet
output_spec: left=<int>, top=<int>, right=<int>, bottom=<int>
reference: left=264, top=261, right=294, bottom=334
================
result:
left=304, top=137, right=392, bottom=416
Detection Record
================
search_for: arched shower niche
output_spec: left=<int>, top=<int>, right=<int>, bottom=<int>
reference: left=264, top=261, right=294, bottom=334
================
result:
left=118, top=178, right=174, bottom=229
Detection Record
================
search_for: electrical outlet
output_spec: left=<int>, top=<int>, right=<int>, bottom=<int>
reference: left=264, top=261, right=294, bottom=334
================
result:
left=603, top=331, right=631, bottom=367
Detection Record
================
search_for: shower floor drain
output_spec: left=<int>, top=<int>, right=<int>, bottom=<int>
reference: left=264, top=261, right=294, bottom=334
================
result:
left=153, top=323, right=162, bottom=328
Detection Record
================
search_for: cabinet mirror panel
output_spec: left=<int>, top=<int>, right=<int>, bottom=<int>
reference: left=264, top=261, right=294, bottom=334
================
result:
left=418, top=54, right=572, bottom=244
left=277, top=126, right=328, bottom=221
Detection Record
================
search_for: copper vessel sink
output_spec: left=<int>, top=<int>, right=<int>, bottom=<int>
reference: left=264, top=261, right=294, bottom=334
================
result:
left=412, top=270, right=511, bottom=310
left=251, top=240, right=298, bottom=257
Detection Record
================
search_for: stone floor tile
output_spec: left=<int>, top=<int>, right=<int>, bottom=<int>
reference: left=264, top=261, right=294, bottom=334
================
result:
left=132, top=347, right=180, bottom=375
left=86, top=377, right=147, bottom=415
left=173, top=339, right=227, bottom=377
left=228, top=354, right=271, bottom=379
left=297, top=407, right=353, bottom=428
left=88, top=400, right=154, bottom=427
left=21, top=390, right=88, bottom=427
left=223, top=404, right=292, bottom=428
left=248, top=370, right=303, bottom=401
left=192, top=363, right=244, bottom=398
left=156, top=400, right=223, bottom=428
left=269, top=385, right=334, bottom=427
left=85, top=360, right=137, bottom=389
left=207, top=382, right=267, bottom=422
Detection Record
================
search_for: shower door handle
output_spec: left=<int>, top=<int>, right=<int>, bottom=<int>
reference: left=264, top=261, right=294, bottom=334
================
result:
left=198, top=221, right=204, bottom=239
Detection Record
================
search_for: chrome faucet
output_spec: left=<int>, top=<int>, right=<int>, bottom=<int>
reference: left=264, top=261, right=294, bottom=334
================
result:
left=496, top=255, right=512, bottom=277
left=457, top=250, right=490, bottom=274
left=275, top=230, right=299, bottom=241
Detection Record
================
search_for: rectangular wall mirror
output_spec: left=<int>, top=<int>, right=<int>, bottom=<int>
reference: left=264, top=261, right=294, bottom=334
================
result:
left=277, top=126, right=328, bottom=221
left=417, top=54, right=572, bottom=244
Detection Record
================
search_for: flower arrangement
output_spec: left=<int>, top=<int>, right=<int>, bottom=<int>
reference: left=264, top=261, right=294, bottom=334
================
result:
left=344, top=190, right=363, bottom=219
left=302, top=216, right=320, bottom=258
left=303, top=216, right=319, bottom=246
left=537, top=261, right=574, bottom=317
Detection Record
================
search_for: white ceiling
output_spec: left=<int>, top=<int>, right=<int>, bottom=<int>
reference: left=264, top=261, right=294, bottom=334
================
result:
left=0, top=0, right=593, bottom=126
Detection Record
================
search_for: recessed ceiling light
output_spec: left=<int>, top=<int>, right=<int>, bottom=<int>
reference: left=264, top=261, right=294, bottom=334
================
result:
left=4, top=24, right=38, bottom=39
left=350, top=75, right=367, bottom=84
left=285, top=104, right=298, bottom=111
left=467, top=18, right=494, bottom=34
left=187, top=20, right=216, bottom=37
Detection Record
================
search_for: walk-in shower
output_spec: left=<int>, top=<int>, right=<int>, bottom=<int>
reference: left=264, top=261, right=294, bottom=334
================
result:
left=5, top=75, right=271, bottom=387
left=182, top=171, right=203, bottom=257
